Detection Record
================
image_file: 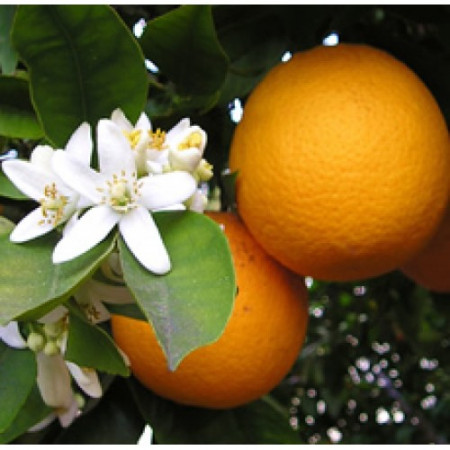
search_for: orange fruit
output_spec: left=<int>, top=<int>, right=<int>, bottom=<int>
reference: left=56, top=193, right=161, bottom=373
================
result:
left=401, top=204, right=450, bottom=292
left=111, top=211, right=309, bottom=409
left=229, top=43, right=450, bottom=282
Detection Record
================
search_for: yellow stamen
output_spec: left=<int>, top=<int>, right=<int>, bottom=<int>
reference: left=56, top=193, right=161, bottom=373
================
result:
left=178, top=131, right=203, bottom=150
left=122, top=129, right=142, bottom=149
left=39, top=183, right=68, bottom=226
left=148, top=129, right=167, bottom=150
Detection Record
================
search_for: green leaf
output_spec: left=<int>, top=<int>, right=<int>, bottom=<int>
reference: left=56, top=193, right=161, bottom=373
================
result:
left=0, top=76, right=43, bottom=139
left=0, top=384, right=52, bottom=444
left=0, top=231, right=115, bottom=325
left=119, top=211, right=236, bottom=371
left=0, top=6, right=18, bottom=75
left=0, top=343, right=36, bottom=433
left=214, top=6, right=289, bottom=104
left=11, top=5, right=148, bottom=147
left=140, top=5, right=229, bottom=96
left=0, top=171, right=28, bottom=200
left=65, top=309, right=130, bottom=376
left=129, top=379, right=303, bottom=444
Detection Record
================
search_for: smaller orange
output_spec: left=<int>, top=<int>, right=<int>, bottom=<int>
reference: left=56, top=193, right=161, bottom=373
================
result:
left=111, top=211, right=309, bottom=409
left=402, top=205, right=450, bottom=293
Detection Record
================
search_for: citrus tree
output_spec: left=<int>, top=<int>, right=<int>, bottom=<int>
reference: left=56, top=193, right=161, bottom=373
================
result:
left=1, top=5, right=450, bottom=444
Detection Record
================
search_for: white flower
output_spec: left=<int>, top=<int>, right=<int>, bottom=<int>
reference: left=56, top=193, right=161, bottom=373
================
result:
left=111, top=108, right=152, bottom=176
left=74, top=278, right=135, bottom=324
left=1, top=123, right=92, bottom=242
left=166, top=118, right=207, bottom=173
left=51, top=119, right=196, bottom=275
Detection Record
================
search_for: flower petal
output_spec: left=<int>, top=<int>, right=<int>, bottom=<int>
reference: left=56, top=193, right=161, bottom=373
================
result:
left=65, top=122, right=92, bottom=166
left=28, top=413, right=57, bottom=432
left=139, top=171, right=196, bottom=211
left=66, top=362, right=102, bottom=398
left=52, top=205, right=119, bottom=264
left=56, top=397, right=79, bottom=428
left=165, top=118, right=190, bottom=143
left=52, top=150, right=102, bottom=204
left=119, top=206, right=171, bottom=275
left=82, top=279, right=135, bottom=305
left=135, top=111, right=152, bottom=131
left=36, top=353, right=73, bottom=409
left=30, top=145, right=54, bottom=169
left=110, top=108, right=133, bottom=131
left=0, top=321, right=27, bottom=349
left=9, top=207, right=56, bottom=242
left=97, top=119, right=136, bottom=177
left=2, top=159, right=55, bottom=201
left=38, top=306, right=68, bottom=324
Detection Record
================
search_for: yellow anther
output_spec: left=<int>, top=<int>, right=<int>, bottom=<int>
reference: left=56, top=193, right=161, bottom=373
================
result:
left=178, top=131, right=203, bottom=150
left=148, top=129, right=167, bottom=150
left=39, top=183, right=68, bottom=226
left=122, top=129, right=142, bottom=149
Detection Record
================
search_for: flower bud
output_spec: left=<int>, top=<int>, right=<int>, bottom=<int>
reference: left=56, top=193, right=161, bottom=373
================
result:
left=27, top=332, right=45, bottom=353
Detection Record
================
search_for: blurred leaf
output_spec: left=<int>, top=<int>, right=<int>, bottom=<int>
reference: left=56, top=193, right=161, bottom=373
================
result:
left=119, top=211, right=236, bottom=371
left=0, top=231, right=115, bottom=325
left=213, top=6, right=289, bottom=104
left=0, top=216, right=14, bottom=234
left=0, top=343, right=36, bottom=433
left=0, top=76, right=43, bottom=139
left=65, top=309, right=130, bottom=377
left=129, top=379, right=302, bottom=444
left=140, top=5, right=229, bottom=96
left=0, top=171, right=28, bottom=200
left=53, top=377, right=145, bottom=444
left=11, top=5, right=148, bottom=147
left=0, top=6, right=18, bottom=75
left=0, top=385, right=52, bottom=444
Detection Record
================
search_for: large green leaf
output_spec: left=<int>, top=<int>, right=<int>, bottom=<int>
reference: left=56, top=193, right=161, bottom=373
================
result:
left=128, top=379, right=303, bottom=444
left=0, top=385, right=52, bottom=444
left=0, top=76, right=43, bottom=139
left=140, top=5, right=229, bottom=96
left=11, top=5, right=148, bottom=147
left=65, top=309, right=129, bottom=376
left=119, top=211, right=236, bottom=371
left=0, top=343, right=36, bottom=433
left=0, top=6, right=18, bottom=75
left=0, top=231, right=115, bottom=325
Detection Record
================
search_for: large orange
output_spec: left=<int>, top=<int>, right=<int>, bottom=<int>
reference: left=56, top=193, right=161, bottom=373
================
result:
left=401, top=204, right=450, bottom=293
left=111, top=212, right=308, bottom=409
left=229, top=43, right=450, bottom=281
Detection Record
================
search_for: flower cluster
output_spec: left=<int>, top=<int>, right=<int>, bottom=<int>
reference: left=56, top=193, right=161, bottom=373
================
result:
left=2, top=108, right=213, bottom=275
left=0, top=109, right=214, bottom=430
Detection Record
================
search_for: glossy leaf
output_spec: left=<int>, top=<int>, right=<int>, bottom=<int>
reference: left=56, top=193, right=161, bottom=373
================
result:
left=129, top=379, right=303, bottom=444
left=0, top=6, right=18, bottom=75
left=0, top=76, right=43, bottom=139
left=119, top=211, right=236, bottom=371
left=0, top=231, right=115, bottom=325
left=0, top=385, right=52, bottom=444
left=140, top=5, right=229, bottom=96
left=11, top=5, right=148, bottom=147
left=65, top=309, right=129, bottom=376
left=0, top=343, right=36, bottom=433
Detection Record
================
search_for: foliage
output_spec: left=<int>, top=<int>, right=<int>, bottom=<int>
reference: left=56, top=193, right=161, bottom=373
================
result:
left=1, top=3, right=450, bottom=444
